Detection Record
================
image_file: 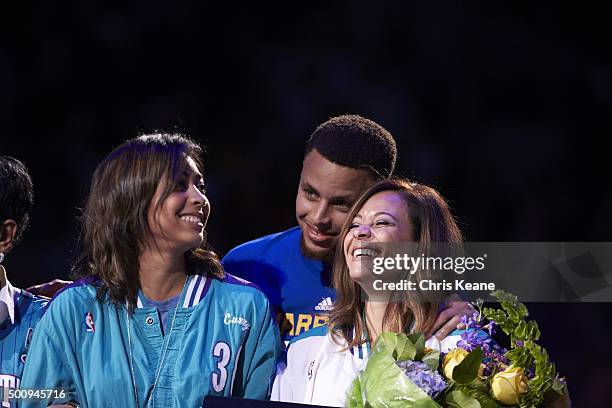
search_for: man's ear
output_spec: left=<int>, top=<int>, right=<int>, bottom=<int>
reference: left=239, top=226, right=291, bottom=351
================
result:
left=0, top=219, right=18, bottom=254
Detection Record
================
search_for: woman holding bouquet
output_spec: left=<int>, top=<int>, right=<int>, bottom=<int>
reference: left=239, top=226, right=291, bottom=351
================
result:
left=272, top=178, right=570, bottom=407
left=272, top=178, right=466, bottom=406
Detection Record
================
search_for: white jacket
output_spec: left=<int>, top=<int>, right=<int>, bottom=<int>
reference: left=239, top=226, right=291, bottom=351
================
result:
left=271, top=325, right=466, bottom=407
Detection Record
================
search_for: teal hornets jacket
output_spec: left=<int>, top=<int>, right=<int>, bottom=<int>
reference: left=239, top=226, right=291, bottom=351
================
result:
left=20, top=273, right=280, bottom=407
left=0, top=271, right=47, bottom=407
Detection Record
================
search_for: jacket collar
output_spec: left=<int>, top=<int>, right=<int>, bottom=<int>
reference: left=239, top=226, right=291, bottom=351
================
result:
left=0, top=265, right=17, bottom=325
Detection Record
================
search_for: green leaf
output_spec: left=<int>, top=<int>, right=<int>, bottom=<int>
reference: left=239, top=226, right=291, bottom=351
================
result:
left=513, top=321, right=528, bottom=339
left=375, top=332, right=402, bottom=355
left=346, top=373, right=364, bottom=408
left=408, top=332, right=426, bottom=360
left=453, top=383, right=498, bottom=408
left=452, top=348, right=484, bottom=384
left=470, top=383, right=498, bottom=408
left=444, top=390, right=481, bottom=408
left=506, top=307, right=520, bottom=323
left=516, top=302, right=529, bottom=319
left=551, top=377, right=566, bottom=394
left=397, top=339, right=417, bottom=361
left=349, top=333, right=442, bottom=408
left=527, top=320, right=540, bottom=340
left=422, top=349, right=441, bottom=371
left=374, top=333, right=401, bottom=362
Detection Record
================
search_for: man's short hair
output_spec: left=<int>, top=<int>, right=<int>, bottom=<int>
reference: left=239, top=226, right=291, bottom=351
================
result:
left=0, top=156, right=34, bottom=246
left=305, top=114, right=397, bottom=180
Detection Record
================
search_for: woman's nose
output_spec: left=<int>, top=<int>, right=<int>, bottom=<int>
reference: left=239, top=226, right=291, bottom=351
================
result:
left=354, top=224, right=371, bottom=239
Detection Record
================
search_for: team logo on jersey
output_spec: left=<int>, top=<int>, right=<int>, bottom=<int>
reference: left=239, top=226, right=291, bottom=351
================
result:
left=223, top=313, right=251, bottom=331
left=307, top=360, right=315, bottom=380
left=314, top=297, right=334, bottom=311
left=85, top=312, right=95, bottom=333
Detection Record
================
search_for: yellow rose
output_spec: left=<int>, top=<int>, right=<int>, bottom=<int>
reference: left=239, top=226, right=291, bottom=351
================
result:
left=442, top=348, right=469, bottom=380
left=491, top=366, right=529, bottom=405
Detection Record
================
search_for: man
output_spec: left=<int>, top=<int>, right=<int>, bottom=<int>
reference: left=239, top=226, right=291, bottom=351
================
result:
left=0, top=156, right=48, bottom=407
left=223, top=115, right=471, bottom=342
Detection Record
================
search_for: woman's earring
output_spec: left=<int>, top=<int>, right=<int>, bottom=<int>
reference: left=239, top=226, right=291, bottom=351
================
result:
left=0, top=252, right=4, bottom=264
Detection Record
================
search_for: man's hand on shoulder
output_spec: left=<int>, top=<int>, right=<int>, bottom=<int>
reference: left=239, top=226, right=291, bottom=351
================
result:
left=26, top=279, right=72, bottom=298
left=428, top=293, right=475, bottom=340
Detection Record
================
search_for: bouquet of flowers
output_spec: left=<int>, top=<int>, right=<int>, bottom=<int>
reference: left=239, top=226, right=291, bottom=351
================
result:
left=346, top=291, right=568, bottom=407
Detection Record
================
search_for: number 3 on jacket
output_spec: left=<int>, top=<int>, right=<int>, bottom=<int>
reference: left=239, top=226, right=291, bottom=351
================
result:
left=211, top=342, right=231, bottom=392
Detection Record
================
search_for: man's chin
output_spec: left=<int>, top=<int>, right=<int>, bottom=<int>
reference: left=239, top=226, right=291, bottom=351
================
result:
left=300, top=236, right=335, bottom=262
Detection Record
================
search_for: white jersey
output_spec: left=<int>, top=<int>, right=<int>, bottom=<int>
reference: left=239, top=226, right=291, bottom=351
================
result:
left=271, top=325, right=467, bottom=407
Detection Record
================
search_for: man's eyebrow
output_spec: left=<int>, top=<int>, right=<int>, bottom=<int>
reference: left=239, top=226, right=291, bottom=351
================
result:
left=302, top=182, right=356, bottom=203
left=301, top=181, right=317, bottom=191
left=329, top=196, right=353, bottom=204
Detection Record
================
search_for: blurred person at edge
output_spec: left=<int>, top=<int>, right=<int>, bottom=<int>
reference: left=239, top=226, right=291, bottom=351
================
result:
left=20, top=135, right=280, bottom=407
left=0, top=156, right=48, bottom=407
left=272, top=178, right=571, bottom=408
left=223, top=115, right=473, bottom=342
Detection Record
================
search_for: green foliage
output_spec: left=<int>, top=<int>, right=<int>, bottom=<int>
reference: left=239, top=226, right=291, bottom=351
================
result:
left=396, top=339, right=417, bottom=361
left=423, top=349, right=441, bottom=371
left=409, top=332, right=426, bottom=360
left=484, top=290, right=561, bottom=407
left=377, top=331, right=418, bottom=362
left=347, top=332, right=442, bottom=408
left=450, top=383, right=500, bottom=408
left=443, top=390, right=481, bottom=408
left=452, top=348, right=484, bottom=385
left=348, top=291, right=566, bottom=407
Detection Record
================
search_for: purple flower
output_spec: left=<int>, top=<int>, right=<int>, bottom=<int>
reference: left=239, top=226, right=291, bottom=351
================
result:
left=396, top=360, right=447, bottom=399
left=481, top=344, right=510, bottom=378
left=455, top=330, right=510, bottom=379
left=457, top=330, right=492, bottom=352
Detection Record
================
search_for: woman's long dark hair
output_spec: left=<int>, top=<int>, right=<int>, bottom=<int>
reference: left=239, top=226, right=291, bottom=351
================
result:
left=72, top=134, right=224, bottom=310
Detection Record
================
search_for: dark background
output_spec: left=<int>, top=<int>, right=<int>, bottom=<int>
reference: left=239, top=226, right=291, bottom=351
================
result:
left=1, top=1, right=610, bottom=405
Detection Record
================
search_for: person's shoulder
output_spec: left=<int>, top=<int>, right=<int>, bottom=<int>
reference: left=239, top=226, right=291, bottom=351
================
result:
left=288, top=325, right=330, bottom=347
left=30, top=277, right=100, bottom=335
left=47, top=276, right=101, bottom=310
left=223, top=226, right=301, bottom=262
left=284, top=326, right=338, bottom=371
left=208, top=273, right=277, bottom=331
left=19, top=290, right=49, bottom=315
left=213, top=272, right=270, bottom=304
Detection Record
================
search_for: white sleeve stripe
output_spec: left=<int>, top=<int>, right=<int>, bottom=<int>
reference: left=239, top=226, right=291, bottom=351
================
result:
left=192, top=276, right=207, bottom=306
left=183, top=275, right=198, bottom=308
left=361, top=342, right=368, bottom=358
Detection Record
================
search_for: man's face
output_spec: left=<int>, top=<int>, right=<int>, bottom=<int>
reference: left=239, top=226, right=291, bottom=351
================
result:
left=296, top=149, right=376, bottom=261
